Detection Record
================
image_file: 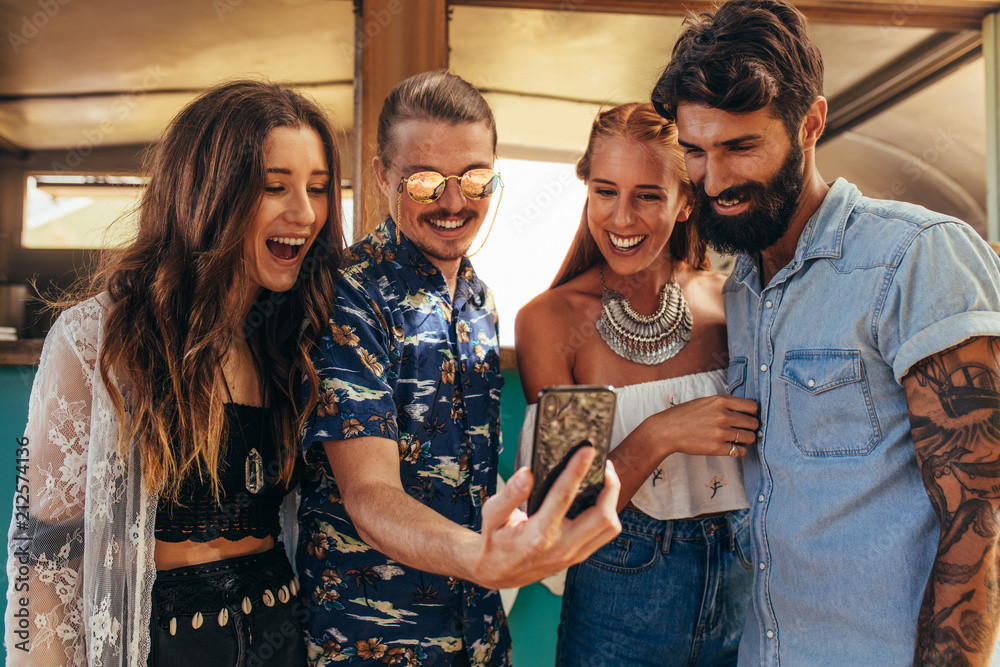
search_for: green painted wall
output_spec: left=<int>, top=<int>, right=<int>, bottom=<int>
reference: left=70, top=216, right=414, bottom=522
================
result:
left=499, top=369, right=562, bottom=667
left=0, top=367, right=559, bottom=665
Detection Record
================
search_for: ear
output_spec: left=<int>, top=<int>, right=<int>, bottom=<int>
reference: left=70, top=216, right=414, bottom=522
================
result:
left=676, top=198, right=693, bottom=223
left=373, top=156, right=393, bottom=200
left=799, top=96, right=827, bottom=151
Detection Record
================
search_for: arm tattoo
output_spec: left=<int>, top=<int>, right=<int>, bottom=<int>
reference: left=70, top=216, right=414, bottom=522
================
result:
left=907, top=337, right=1000, bottom=665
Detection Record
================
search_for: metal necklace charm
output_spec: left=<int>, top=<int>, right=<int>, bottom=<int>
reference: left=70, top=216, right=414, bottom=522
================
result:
left=596, top=265, right=693, bottom=365
left=221, top=366, right=267, bottom=494
left=245, top=447, right=264, bottom=494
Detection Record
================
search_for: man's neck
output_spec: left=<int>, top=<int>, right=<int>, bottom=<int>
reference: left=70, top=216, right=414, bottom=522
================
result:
left=428, top=256, right=462, bottom=302
left=759, top=169, right=830, bottom=286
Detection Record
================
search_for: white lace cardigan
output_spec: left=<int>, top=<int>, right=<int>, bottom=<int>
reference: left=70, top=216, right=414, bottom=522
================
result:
left=4, top=296, right=297, bottom=666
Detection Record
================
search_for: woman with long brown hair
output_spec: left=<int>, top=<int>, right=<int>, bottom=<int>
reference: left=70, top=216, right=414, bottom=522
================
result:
left=5, top=80, right=343, bottom=666
left=516, top=103, right=758, bottom=665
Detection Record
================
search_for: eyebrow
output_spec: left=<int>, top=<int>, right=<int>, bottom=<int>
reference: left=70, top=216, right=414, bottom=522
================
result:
left=591, top=178, right=665, bottom=191
left=266, top=168, right=331, bottom=176
left=404, top=162, right=492, bottom=174
left=678, top=133, right=763, bottom=149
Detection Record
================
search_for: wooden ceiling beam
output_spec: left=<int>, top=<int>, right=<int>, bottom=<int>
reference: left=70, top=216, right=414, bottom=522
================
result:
left=353, top=0, right=449, bottom=240
left=822, top=29, right=982, bottom=142
left=449, top=0, right=1000, bottom=30
left=0, top=133, right=28, bottom=160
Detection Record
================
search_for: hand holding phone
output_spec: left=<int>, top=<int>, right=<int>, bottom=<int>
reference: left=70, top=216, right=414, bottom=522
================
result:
left=527, top=385, right=616, bottom=518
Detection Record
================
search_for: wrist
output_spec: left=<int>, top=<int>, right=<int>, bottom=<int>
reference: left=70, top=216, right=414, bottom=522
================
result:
left=637, top=413, right=677, bottom=458
left=452, top=529, right=490, bottom=587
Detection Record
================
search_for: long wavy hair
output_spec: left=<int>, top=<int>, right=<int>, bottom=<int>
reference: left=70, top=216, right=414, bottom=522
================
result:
left=551, top=103, right=708, bottom=289
left=88, top=80, right=344, bottom=502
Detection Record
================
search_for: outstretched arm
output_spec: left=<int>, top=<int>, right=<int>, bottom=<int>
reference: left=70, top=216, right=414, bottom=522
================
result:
left=324, top=436, right=621, bottom=590
left=905, top=336, right=1000, bottom=666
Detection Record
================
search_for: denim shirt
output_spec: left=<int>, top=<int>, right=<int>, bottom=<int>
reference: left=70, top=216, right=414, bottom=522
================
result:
left=299, top=218, right=510, bottom=666
left=725, top=179, right=1000, bottom=666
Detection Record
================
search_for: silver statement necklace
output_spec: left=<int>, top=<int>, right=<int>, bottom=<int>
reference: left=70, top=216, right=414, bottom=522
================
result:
left=596, top=265, right=693, bottom=365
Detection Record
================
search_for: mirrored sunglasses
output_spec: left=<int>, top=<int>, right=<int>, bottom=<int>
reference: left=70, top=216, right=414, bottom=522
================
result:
left=398, top=168, right=501, bottom=204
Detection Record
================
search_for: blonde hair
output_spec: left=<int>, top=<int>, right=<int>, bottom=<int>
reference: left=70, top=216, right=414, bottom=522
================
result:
left=551, top=102, right=707, bottom=289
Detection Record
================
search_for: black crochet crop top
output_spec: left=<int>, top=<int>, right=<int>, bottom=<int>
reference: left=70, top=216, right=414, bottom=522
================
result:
left=154, top=404, right=297, bottom=543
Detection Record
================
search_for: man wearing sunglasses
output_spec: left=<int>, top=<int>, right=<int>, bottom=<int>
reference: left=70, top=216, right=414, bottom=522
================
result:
left=298, top=70, right=622, bottom=666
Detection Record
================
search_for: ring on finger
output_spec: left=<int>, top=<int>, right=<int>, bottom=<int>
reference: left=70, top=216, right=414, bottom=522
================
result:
left=733, top=429, right=741, bottom=445
left=729, top=442, right=740, bottom=458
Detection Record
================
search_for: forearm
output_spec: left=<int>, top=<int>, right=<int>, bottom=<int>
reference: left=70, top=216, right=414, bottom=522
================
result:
left=607, top=395, right=759, bottom=513
left=325, top=436, right=621, bottom=593
left=906, top=337, right=1000, bottom=665
left=342, top=477, right=484, bottom=585
left=608, top=421, right=667, bottom=512
left=916, top=536, right=1000, bottom=666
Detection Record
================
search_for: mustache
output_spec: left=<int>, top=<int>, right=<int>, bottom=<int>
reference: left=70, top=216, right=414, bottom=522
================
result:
left=699, top=181, right=779, bottom=209
left=416, top=208, right=478, bottom=224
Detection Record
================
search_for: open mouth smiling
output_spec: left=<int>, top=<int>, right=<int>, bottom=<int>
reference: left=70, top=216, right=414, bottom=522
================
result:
left=265, top=236, right=307, bottom=260
left=608, top=231, right=647, bottom=251
left=427, top=217, right=470, bottom=230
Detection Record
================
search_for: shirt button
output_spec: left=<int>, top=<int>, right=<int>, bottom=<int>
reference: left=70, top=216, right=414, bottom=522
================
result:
left=757, top=430, right=763, bottom=438
left=760, top=364, right=768, bottom=372
left=766, top=630, right=775, bottom=639
left=759, top=562, right=766, bottom=570
left=758, top=494, right=765, bottom=502
left=765, top=300, right=773, bottom=309
left=807, top=379, right=816, bottom=388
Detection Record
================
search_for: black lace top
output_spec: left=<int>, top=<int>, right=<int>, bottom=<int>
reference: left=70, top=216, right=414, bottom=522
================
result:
left=154, top=403, right=297, bottom=543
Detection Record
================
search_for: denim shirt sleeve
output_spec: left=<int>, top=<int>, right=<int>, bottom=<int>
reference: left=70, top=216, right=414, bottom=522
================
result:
left=876, top=220, right=1000, bottom=383
left=303, top=269, right=401, bottom=447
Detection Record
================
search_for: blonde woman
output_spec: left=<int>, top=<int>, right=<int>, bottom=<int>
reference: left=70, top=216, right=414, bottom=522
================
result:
left=516, top=103, right=758, bottom=665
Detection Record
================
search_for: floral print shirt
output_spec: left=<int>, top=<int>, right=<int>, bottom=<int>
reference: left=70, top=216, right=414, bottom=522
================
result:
left=299, top=218, right=510, bottom=666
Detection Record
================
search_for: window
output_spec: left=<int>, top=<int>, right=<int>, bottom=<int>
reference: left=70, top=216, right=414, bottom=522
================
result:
left=23, top=174, right=355, bottom=250
left=22, top=174, right=145, bottom=249
left=470, top=158, right=587, bottom=344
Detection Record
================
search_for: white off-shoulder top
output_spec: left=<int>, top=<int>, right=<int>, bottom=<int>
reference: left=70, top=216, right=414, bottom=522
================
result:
left=516, top=368, right=748, bottom=521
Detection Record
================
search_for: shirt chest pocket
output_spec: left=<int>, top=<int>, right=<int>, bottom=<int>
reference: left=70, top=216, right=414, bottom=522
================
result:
left=780, top=350, right=881, bottom=456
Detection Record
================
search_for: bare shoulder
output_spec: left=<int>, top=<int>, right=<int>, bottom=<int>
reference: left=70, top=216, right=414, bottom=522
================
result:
left=679, top=267, right=726, bottom=305
left=515, top=268, right=602, bottom=400
left=515, top=268, right=601, bottom=337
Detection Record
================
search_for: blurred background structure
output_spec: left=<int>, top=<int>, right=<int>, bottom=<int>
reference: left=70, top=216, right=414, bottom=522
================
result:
left=1, top=0, right=999, bottom=662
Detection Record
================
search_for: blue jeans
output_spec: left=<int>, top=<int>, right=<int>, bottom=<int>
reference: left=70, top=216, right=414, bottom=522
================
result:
left=557, top=508, right=752, bottom=667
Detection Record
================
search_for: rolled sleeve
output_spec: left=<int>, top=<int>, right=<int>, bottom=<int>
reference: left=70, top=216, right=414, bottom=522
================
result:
left=878, top=221, right=1000, bottom=383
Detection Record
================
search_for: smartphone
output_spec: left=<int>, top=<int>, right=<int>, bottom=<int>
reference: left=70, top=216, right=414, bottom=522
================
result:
left=527, top=385, right=616, bottom=518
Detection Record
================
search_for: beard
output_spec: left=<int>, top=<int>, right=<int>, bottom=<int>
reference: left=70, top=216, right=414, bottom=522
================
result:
left=692, top=142, right=805, bottom=256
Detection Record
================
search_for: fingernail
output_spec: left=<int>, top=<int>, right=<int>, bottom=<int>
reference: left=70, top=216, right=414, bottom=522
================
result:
left=512, top=467, right=530, bottom=491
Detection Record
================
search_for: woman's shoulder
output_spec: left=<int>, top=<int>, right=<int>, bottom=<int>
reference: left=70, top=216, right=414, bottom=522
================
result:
left=516, top=268, right=601, bottom=330
left=681, top=266, right=727, bottom=300
left=51, top=294, right=106, bottom=332
left=44, top=294, right=110, bottom=366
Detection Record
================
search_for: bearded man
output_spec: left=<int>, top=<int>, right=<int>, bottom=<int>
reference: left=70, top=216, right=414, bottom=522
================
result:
left=653, top=1, right=1000, bottom=665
